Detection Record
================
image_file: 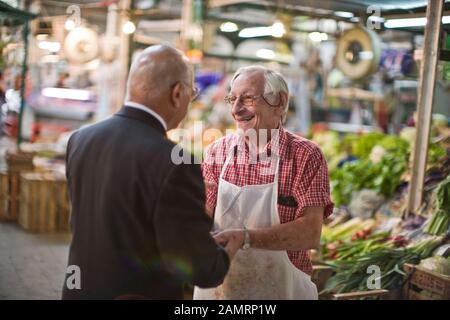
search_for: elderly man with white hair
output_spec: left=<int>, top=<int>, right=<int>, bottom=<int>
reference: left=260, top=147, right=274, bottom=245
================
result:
left=194, top=66, right=334, bottom=300
left=62, top=45, right=241, bottom=300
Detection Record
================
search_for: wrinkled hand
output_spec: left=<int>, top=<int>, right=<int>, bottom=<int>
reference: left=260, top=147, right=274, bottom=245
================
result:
left=214, top=229, right=245, bottom=260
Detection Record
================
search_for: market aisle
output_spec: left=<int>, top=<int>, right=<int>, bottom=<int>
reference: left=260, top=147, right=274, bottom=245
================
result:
left=0, top=222, right=71, bottom=299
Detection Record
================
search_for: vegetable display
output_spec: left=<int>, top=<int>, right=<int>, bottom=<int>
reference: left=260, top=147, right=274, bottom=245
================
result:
left=323, top=236, right=443, bottom=294
left=424, top=174, right=450, bottom=235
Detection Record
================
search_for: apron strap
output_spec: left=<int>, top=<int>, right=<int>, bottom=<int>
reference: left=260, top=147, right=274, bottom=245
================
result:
left=219, top=134, right=281, bottom=184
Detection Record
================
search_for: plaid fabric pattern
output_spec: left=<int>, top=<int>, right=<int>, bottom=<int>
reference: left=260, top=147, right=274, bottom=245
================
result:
left=202, top=127, right=334, bottom=275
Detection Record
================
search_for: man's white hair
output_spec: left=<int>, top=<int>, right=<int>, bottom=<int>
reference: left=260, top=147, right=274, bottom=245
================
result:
left=230, top=65, right=289, bottom=122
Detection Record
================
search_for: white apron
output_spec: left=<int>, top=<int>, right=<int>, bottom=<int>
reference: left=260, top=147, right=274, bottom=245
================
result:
left=194, top=146, right=318, bottom=300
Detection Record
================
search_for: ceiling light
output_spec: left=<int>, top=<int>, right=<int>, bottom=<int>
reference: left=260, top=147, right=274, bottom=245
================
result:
left=309, top=32, right=328, bottom=42
left=271, top=21, right=286, bottom=38
left=238, top=21, right=286, bottom=38
left=385, top=16, right=450, bottom=28
left=239, top=26, right=273, bottom=38
left=36, top=34, right=48, bottom=41
left=335, top=11, right=354, bottom=18
left=122, top=21, right=136, bottom=34
left=220, top=22, right=238, bottom=32
left=38, top=41, right=61, bottom=52
left=65, top=19, right=76, bottom=31
left=42, top=88, right=91, bottom=101
left=256, top=49, right=275, bottom=59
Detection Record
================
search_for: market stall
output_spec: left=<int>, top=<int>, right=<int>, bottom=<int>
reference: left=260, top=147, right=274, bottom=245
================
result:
left=199, top=0, right=450, bottom=300
left=0, top=0, right=449, bottom=301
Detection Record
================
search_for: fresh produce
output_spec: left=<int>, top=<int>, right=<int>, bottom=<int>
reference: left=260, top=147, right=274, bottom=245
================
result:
left=419, top=256, right=450, bottom=276
left=324, top=231, right=392, bottom=261
left=321, top=218, right=376, bottom=243
left=424, top=174, right=450, bottom=235
left=323, top=236, right=443, bottom=294
left=428, top=143, right=447, bottom=165
left=378, top=135, right=410, bottom=154
left=331, top=149, right=408, bottom=207
left=352, top=132, right=385, bottom=159
left=402, top=215, right=427, bottom=231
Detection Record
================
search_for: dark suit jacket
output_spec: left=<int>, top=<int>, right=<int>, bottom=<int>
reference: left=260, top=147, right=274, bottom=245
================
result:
left=62, top=106, right=229, bottom=300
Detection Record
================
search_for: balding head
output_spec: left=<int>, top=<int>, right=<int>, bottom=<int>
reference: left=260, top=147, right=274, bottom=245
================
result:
left=126, top=45, right=191, bottom=102
left=124, top=45, right=195, bottom=130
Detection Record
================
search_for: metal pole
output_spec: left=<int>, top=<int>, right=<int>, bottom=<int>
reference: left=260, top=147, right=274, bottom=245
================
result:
left=17, top=20, right=29, bottom=148
left=116, top=0, right=132, bottom=111
left=180, top=0, right=193, bottom=52
left=406, top=0, right=444, bottom=215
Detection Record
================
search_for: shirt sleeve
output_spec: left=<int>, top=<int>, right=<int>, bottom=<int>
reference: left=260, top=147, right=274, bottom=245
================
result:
left=201, top=144, right=219, bottom=211
left=293, top=145, right=334, bottom=219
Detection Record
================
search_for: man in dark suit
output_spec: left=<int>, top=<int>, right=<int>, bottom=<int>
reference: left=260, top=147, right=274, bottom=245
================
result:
left=62, top=45, right=239, bottom=300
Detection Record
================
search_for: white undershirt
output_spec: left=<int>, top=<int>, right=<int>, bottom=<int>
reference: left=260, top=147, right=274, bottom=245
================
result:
left=124, top=101, right=168, bottom=131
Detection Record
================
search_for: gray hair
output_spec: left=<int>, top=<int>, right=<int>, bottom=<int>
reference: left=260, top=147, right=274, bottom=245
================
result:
left=230, top=65, right=289, bottom=122
left=125, top=45, right=191, bottom=101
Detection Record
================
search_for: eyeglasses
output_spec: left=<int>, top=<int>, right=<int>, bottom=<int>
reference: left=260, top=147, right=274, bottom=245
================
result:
left=224, top=94, right=263, bottom=106
left=190, top=86, right=200, bottom=102
left=225, top=92, right=282, bottom=107
left=173, top=82, right=200, bottom=102
left=181, top=82, right=200, bottom=102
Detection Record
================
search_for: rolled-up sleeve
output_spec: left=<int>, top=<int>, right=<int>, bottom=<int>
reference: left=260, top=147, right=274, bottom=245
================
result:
left=201, top=145, right=219, bottom=211
left=293, top=146, right=334, bottom=219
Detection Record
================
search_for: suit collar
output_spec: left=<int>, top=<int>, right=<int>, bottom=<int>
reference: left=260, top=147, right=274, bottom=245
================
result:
left=116, top=106, right=166, bottom=135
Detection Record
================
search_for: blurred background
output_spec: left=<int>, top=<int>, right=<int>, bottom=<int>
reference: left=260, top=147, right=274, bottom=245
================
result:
left=0, top=0, right=450, bottom=300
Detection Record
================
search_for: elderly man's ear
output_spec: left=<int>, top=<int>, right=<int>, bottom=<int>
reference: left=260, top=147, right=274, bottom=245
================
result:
left=170, top=82, right=184, bottom=109
left=274, top=91, right=288, bottom=117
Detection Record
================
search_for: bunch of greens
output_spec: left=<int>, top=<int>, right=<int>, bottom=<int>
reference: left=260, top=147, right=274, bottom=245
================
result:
left=331, top=148, right=408, bottom=207
left=428, top=143, right=447, bottom=164
left=323, top=236, right=443, bottom=294
left=324, top=231, right=392, bottom=261
left=424, top=174, right=450, bottom=235
left=352, top=132, right=386, bottom=158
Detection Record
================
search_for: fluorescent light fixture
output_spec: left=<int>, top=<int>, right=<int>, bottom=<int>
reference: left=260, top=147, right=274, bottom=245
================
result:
left=335, top=11, right=354, bottom=18
left=256, top=49, right=275, bottom=59
left=309, top=32, right=328, bottom=42
left=385, top=16, right=450, bottom=28
left=220, top=22, right=238, bottom=32
left=42, top=88, right=91, bottom=101
left=65, top=19, right=76, bottom=31
left=38, top=41, right=61, bottom=52
left=239, top=21, right=286, bottom=38
left=36, top=34, right=48, bottom=41
left=239, top=26, right=273, bottom=38
left=122, top=21, right=136, bottom=34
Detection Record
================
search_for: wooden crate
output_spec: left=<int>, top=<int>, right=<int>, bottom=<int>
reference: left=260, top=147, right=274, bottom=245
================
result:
left=8, top=173, right=20, bottom=221
left=18, top=172, right=70, bottom=233
left=0, top=171, right=23, bottom=221
left=55, top=178, right=70, bottom=232
left=0, top=172, right=10, bottom=219
left=404, top=263, right=450, bottom=300
left=312, top=265, right=334, bottom=293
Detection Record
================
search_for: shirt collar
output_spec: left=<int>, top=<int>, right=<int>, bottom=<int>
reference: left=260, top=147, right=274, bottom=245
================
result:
left=231, top=127, right=288, bottom=158
left=125, top=101, right=168, bottom=131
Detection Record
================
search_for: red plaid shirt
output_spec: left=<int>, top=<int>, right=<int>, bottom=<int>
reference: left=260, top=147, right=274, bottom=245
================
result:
left=202, top=127, right=334, bottom=275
